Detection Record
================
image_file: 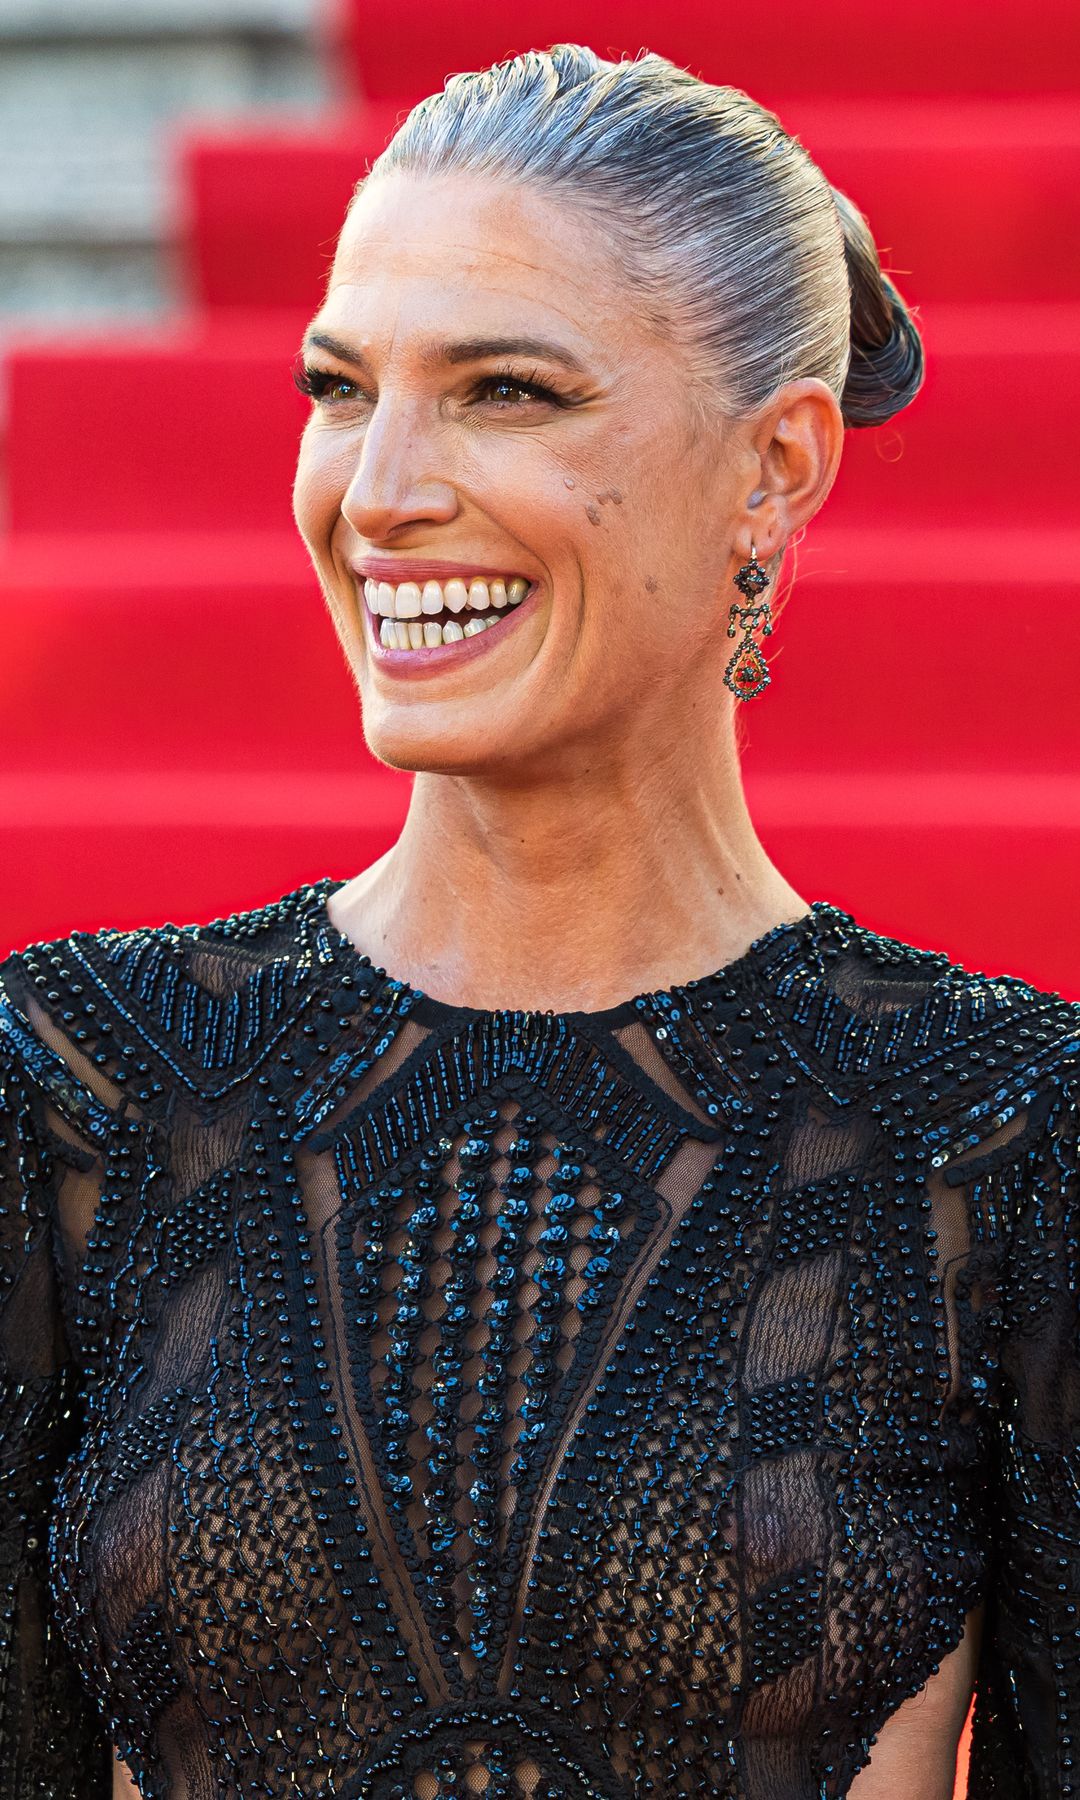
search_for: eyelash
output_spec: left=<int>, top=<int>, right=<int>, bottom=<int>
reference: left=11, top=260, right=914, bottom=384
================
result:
left=292, top=361, right=565, bottom=410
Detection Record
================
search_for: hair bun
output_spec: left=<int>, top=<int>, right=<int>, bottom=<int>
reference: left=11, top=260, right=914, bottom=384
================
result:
left=831, top=185, right=925, bottom=428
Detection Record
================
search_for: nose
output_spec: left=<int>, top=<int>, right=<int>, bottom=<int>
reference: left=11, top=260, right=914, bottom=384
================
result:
left=339, top=398, right=458, bottom=541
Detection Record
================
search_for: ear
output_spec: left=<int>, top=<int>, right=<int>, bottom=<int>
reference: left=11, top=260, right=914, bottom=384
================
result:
left=738, top=378, right=845, bottom=561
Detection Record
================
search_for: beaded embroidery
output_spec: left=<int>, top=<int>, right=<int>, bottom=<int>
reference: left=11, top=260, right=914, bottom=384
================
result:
left=1, top=877, right=1079, bottom=1798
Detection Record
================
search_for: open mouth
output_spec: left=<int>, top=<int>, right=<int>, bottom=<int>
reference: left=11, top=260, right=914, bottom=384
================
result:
left=362, top=575, right=531, bottom=650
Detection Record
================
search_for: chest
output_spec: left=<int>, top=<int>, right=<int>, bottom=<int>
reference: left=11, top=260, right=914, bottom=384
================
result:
left=55, top=1097, right=993, bottom=1786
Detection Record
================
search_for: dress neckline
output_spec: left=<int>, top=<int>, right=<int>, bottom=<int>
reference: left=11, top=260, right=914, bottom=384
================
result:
left=309, top=875, right=840, bottom=1030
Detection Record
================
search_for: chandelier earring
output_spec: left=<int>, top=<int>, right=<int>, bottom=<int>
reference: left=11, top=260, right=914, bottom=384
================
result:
left=723, top=543, right=774, bottom=702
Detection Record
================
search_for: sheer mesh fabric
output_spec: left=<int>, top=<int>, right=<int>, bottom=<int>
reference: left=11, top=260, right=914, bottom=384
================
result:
left=0, top=876, right=1079, bottom=1799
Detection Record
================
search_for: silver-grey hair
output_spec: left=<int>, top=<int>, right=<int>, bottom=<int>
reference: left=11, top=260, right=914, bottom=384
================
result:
left=359, top=44, right=923, bottom=429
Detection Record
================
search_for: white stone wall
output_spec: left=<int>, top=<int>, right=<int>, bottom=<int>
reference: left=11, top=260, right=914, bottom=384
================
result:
left=0, top=0, right=334, bottom=324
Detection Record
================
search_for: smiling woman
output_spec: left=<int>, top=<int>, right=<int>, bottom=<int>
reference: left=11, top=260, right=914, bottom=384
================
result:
left=1, top=41, right=1078, bottom=1800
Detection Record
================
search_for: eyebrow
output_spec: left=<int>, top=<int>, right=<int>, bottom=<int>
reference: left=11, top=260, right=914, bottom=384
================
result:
left=301, top=330, right=588, bottom=375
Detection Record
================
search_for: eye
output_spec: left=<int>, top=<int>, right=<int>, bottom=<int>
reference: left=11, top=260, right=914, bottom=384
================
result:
left=293, top=362, right=364, bottom=405
left=475, top=368, right=563, bottom=409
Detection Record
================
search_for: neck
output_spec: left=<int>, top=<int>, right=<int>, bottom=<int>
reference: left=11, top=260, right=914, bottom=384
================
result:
left=328, top=733, right=808, bottom=1015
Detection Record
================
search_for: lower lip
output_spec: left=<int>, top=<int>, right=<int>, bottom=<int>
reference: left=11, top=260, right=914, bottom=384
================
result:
left=361, top=584, right=541, bottom=678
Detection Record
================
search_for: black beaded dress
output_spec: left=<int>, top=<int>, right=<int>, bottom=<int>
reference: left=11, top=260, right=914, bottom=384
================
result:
left=2, top=875, right=1080, bottom=1800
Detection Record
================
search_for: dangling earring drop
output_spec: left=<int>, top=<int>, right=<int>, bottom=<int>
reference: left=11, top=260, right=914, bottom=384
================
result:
left=723, top=544, right=773, bottom=702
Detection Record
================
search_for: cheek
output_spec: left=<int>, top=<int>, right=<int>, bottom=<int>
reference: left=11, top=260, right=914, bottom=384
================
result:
left=292, top=425, right=351, bottom=550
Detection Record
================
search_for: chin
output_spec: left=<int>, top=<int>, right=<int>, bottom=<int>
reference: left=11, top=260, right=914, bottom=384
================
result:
left=359, top=712, right=516, bottom=778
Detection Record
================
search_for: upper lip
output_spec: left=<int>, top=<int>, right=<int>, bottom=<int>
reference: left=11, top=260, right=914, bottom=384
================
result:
left=350, top=555, right=533, bottom=586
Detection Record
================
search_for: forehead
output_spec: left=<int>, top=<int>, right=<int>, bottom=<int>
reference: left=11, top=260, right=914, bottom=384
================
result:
left=320, top=170, right=652, bottom=358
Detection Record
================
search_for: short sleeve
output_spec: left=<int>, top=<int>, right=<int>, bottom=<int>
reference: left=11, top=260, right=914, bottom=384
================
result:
left=971, top=1068, right=1080, bottom=1797
left=0, top=973, right=112, bottom=1795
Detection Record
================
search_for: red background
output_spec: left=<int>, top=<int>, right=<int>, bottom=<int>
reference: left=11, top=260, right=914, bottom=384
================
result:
left=3, top=3, right=1077, bottom=1785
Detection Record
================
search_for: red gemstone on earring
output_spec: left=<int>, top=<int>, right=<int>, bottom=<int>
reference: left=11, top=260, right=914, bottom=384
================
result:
left=724, top=641, right=771, bottom=701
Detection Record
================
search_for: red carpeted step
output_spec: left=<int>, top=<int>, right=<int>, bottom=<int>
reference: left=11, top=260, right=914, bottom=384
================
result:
left=3, top=774, right=1078, bottom=1000
left=0, top=534, right=356, bottom=773
left=336, top=0, right=1080, bottom=100
left=742, top=524, right=1080, bottom=775
left=4, top=316, right=308, bottom=536
left=1, top=526, right=1076, bottom=775
left=179, top=108, right=405, bottom=314
left=5, top=306, right=1077, bottom=533
left=179, top=98, right=1080, bottom=313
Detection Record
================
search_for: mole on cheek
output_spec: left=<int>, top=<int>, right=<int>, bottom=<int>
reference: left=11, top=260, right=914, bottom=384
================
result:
left=585, top=503, right=602, bottom=526
left=644, top=577, right=659, bottom=593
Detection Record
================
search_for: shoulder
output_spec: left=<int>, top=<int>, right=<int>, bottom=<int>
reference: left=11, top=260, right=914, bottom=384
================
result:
left=761, top=902, right=1080, bottom=1160
left=0, top=877, right=337, bottom=1111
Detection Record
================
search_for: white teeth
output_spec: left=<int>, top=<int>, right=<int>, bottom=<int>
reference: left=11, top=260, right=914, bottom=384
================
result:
left=375, top=612, right=493, bottom=650
left=366, top=572, right=532, bottom=649
left=361, top=572, right=530, bottom=618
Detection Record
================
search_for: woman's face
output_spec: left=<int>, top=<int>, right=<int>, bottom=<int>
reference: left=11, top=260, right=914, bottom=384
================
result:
left=293, top=169, right=758, bottom=777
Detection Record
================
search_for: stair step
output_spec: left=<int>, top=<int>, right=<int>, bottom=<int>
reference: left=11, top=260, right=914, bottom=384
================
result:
left=0, top=527, right=1075, bottom=772
left=3, top=774, right=1078, bottom=1001
left=4, top=306, right=1076, bottom=532
left=180, top=98, right=1080, bottom=312
left=339, top=0, right=1080, bottom=99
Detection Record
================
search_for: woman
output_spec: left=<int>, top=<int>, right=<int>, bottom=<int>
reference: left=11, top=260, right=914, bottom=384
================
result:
left=0, top=44, right=1076, bottom=1800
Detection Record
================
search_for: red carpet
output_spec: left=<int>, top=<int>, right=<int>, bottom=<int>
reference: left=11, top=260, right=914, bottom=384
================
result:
left=1, top=8, right=1075, bottom=1786
left=2, top=1, right=1077, bottom=1039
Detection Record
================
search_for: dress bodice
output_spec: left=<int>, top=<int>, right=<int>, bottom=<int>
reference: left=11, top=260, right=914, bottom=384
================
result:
left=1, top=878, right=1078, bottom=1799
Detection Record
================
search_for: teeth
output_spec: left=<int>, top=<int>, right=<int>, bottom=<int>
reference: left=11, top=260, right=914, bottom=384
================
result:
left=364, top=573, right=532, bottom=649
left=377, top=612, right=501, bottom=650
left=361, top=572, right=530, bottom=618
